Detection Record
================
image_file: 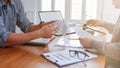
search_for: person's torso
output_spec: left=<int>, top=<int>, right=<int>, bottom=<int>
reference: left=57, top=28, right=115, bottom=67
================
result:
left=111, top=16, right=120, bottom=42
left=0, top=0, right=18, bottom=33
left=106, top=16, right=120, bottom=68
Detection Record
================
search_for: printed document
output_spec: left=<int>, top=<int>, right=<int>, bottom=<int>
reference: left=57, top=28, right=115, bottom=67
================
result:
left=42, top=48, right=97, bottom=67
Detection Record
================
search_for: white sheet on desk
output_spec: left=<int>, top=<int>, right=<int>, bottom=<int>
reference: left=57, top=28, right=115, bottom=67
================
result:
left=56, top=37, right=83, bottom=48
left=42, top=48, right=98, bottom=66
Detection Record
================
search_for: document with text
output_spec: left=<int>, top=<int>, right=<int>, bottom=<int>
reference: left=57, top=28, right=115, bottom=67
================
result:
left=41, top=48, right=97, bottom=67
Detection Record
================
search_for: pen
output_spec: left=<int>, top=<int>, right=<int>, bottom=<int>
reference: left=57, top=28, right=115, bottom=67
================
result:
left=83, top=24, right=106, bottom=35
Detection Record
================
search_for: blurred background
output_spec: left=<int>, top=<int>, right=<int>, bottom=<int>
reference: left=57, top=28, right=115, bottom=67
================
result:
left=17, top=0, right=120, bottom=42
left=21, top=0, right=120, bottom=24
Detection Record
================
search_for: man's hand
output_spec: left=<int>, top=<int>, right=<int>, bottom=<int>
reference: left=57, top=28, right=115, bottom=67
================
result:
left=39, top=20, right=57, bottom=28
left=5, top=20, right=58, bottom=46
left=38, top=20, right=58, bottom=38
left=29, top=20, right=58, bottom=32
left=79, top=38, right=91, bottom=48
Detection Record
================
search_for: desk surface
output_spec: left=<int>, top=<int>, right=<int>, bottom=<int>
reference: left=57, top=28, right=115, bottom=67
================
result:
left=0, top=45, right=105, bottom=68
left=0, top=31, right=105, bottom=68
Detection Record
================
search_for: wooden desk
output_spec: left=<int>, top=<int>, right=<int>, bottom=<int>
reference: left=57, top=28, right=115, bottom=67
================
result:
left=0, top=33, right=105, bottom=68
left=0, top=45, right=105, bottom=68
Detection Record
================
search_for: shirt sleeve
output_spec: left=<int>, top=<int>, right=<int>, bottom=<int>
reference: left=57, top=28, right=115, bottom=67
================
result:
left=91, top=39, right=120, bottom=61
left=16, top=0, right=32, bottom=33
left=101, top=22, right=115, bottom=34
left=91, top=16, right=120, bottom=61
left=0, top=17, right=10, bottom=47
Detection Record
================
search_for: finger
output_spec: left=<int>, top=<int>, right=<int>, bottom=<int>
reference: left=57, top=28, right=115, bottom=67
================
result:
left=46, top=20, right=57, bottom=25
left=68, top=38, right=79, bottom=40
left=48, top=24, right=52, bottom=28
left=39, top=21, right=45, bottom=28
left=79, top=38, right=87, bottom=41
left=92, top=23, right=97, bottom=27
left=52, top=26, right=58, bottom=31
left=86, top=21, right=93, bottom=26
left=52, top=31, right=56, bottom=35
left=41, top=20, right=57, bottom=27
left=87, top=22, right=95, bottom=27
left=79, top=38, right=83, bottom=41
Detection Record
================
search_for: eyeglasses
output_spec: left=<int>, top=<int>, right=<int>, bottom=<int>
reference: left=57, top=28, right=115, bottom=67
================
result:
left=69, top=50, right=89, bottom=60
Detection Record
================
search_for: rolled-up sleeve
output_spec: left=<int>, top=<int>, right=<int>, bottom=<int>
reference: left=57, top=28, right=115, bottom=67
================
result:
left=0, top=17, right=10, bottom=47
left=16, top=0, right=32, bottom=33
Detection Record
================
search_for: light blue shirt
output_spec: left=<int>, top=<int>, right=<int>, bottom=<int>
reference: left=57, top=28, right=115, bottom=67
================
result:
left=0, top=0, right=32, bottom=47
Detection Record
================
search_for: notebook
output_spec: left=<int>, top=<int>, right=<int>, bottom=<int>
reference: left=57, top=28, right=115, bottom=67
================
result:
left=41, top=48, right=98, bottom=67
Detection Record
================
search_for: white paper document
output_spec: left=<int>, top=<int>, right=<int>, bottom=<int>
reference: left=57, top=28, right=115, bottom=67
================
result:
left=42, top=48, right=98, bottom=67
left=73, top=25, right=93, bottom=38
left=54, top=25, right=94, bottom=48
left=55, top=37, right=83, bottom=48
